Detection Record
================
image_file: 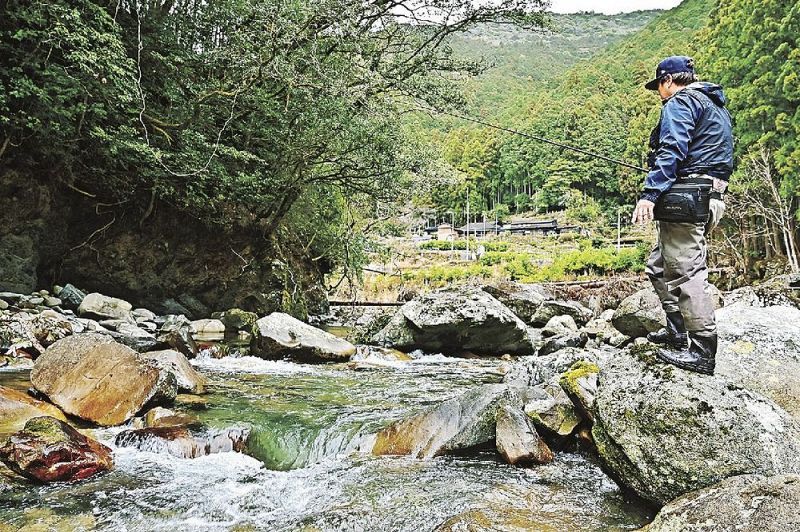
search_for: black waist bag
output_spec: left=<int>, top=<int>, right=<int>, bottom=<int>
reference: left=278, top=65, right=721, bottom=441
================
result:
left=654, top=178, right=712, bottom=223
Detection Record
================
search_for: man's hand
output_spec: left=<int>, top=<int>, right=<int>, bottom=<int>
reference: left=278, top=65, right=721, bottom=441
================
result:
left=632, top=199, right=656, bottom=225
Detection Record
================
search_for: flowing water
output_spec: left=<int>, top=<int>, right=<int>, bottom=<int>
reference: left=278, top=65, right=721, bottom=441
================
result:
left=0, top=352, right=652, bottom=531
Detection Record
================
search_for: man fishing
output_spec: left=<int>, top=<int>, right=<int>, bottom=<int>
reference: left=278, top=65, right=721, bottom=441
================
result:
left=631, top=56, right=734, bottom=375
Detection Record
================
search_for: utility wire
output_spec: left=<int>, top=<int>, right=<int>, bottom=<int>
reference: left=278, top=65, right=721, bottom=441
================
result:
left=418, top=106, right=649, bottom=174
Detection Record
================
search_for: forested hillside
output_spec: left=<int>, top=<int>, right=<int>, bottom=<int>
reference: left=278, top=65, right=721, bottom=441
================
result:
left=412, top=0, right=714, bottom=222
left=412, top=0, right=799, bottom=280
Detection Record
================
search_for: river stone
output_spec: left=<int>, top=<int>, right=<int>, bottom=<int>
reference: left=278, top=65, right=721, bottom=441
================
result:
left=532, top=300, right=592, bottom=327
left=190, top=318, right=225, bottom=341
left=142, top=349, right=206, bottom=394
left=372, top=287, right=536, bottom=356
left=221, top=308, right=258, bottom=331
left=115, top=425, right=250, bottom=459
left=538, top=332, right=588, bottom=357
left=558, top=360, right=599, bottom=422
left=642, top=474, right=800, bottom=532
left=593, top=346, right=800, bottom=505
left=495, top=403, right=553, bottom=466
left=542, top=315, right=578, bottom=338
left=31, top=333, right=177, bottom=426
left=715, top=303, right=800, bottom=419
left=251, top=312, right=356, bottom=362
left=106, top=323, right=159, bottom=353
left=372, top=384, right=510, bottom=458
left=481, top=282, right=551, bottom=324
left=0, top=416, right=113, bottom=483
left=611, top=288, right=665, bottom=338
left=583, top=310, right=629, bottom=347
left=0, top=386, right=66, bottom=435
left=504, top=347, right=605, bottom=390
left=523, top=380, right=582, bottom=438
left=57, top=284, right=86, bottom=310
left=78, top=293, right=133, bottom=322
left=142, top=406, right=199, bottom=428
left=157, top=314, right=198, bottom=358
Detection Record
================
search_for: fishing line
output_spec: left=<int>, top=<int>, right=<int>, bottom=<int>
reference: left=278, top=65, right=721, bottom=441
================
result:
left=417, top=105, right=649, bottom=174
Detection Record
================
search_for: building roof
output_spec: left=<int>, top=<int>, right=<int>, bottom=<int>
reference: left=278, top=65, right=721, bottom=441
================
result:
left=457, top=222, right=500, bottom=232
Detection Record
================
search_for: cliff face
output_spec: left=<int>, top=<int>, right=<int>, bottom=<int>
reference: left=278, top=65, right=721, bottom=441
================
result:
left=0, top=171, right=328, bottom=318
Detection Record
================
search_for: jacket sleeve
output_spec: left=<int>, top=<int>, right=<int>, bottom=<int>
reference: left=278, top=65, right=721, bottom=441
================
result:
left=640, top=94, right=702, bottom=203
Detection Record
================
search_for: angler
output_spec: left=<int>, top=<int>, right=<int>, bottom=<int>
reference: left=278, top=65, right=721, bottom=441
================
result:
left=632, top=55, right=734, bottom=375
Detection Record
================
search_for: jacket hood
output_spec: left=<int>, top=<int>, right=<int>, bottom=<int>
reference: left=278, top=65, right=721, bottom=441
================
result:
left=685, top=82, right=727, bottom=107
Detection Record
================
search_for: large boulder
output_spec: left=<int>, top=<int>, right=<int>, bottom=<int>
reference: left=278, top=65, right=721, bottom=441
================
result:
left=372, top=287, right=537, bottom=355
left=593, top=346, right=800, bottom=505
left=0, top=386, right=66, bottom=435
left=495, top=403, right=553, bottom=465
left=643, top=474, right=800, bottom=532
left=0, top=416, right=113, bottom=482
left=30, top=333, right=177, bottom=426
left=251, top=312, right=356, bottom=362
left=481, top=282, right=551, bottom=324
left=716, top=303, right=800, bottom=419
left=372, top=384, right=510, bottom=458
left=77, top=292, right=133, bottom=321
left=142, top=349, right=207, bottom=394
left=725, top=273, right=800, bottom=308
left=611, top=288, right=665, bottom=338
left=613, top=286, right=723, bottom=338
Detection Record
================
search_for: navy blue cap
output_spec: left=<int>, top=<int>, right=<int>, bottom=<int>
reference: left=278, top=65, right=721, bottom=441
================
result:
left=645, top=56, right=695, bottom=90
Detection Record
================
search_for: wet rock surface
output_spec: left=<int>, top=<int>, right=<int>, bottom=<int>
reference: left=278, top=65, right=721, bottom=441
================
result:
left=0, top=416, right=113, bottom=482
left=643, top=474, right=800, bottom=532
left=495, top=403, right=553, bottom=465
left=30, top=333, right=177, bottom=426
left=372, top=384, right=510, bottom=458
left=115, top=425, right=250, bottom=459
left=593, top=346, right=800, bottom=505
left=0, top=385, right=66, bottom=435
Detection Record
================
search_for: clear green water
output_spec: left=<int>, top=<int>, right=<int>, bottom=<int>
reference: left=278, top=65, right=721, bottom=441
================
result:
left=0, top=355, right=652, bottom=531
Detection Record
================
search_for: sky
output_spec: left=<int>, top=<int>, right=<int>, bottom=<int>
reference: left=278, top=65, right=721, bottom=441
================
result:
left=549, top=0, right=683, bottom=14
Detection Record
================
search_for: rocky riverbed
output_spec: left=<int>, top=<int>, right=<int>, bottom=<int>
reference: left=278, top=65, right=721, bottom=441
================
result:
left=2, top=276, right=800, bottom=530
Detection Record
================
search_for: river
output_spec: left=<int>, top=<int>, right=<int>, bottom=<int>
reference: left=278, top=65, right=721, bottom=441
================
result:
left=0, top=352, right=652, bottom=531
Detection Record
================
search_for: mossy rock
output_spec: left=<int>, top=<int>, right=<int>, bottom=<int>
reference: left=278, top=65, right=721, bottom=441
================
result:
left=222, top=308, right=258, bottom=331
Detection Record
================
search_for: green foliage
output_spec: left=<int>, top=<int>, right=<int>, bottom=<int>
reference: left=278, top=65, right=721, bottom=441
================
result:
left=699, top=0, right=799, bottom=201
left=418, top=240, right=511, bottom=251
left=508, top=244, right=647, bottom=282
left=0, top=0, right=550, bottom=281
left=410, top=0, right=715, bottom=221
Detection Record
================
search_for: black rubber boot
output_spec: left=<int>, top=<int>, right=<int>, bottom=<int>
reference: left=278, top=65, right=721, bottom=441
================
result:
left=647, top=311, right=688, bottom=349
left=656, top=332, right=717, bottom=375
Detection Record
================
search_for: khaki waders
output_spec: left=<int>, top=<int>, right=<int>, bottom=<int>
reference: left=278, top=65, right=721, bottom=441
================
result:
left=645, top=221, right=716, bottom=335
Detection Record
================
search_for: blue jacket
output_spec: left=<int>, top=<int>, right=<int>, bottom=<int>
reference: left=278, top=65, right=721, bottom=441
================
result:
left=641, top=82, right=734, bottom=203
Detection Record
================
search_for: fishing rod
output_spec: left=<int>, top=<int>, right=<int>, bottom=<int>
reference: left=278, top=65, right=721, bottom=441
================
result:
left=418, top=105, right=649, bottom=174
